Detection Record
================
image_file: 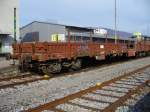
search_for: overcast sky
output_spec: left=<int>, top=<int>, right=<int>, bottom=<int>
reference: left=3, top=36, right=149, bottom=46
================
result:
left=20, top=0, right=150, bottom=35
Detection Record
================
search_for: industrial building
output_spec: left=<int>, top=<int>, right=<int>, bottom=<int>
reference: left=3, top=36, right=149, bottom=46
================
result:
left=20, top=21, right=94, bottom=42
left=0, top=0, right=19, bottom=56
left=20, top=21, right=132, bottom=43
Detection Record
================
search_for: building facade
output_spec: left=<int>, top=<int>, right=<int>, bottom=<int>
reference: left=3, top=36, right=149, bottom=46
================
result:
left=20, top=21, right=66, bottom=42
left=20, top=21, right=132, bottom=43
left=0, top=0, right=19, bottom=55
left=20, top=21, right=96, bottom=43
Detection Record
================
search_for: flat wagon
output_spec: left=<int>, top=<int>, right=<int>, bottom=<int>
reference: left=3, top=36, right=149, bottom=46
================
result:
left=13, top=28, right=150, bottom=74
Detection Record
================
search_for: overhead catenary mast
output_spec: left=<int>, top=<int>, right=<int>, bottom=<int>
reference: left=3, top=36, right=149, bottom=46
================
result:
left=114, top=0, right=117, bottom=44
left=14, top=8, right=17, bottom=43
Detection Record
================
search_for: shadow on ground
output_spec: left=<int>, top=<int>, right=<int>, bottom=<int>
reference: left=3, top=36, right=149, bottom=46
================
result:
left=128, top=92, right=150, bottom=112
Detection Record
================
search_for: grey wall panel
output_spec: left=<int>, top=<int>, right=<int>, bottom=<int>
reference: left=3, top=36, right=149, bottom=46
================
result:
left=22, top=32, right=39, bottom=42
left=36, top=22, right=66, bottom=42
left=20, top=22, right=40, bottom=42
left=20, top=22, right=66, bottom=42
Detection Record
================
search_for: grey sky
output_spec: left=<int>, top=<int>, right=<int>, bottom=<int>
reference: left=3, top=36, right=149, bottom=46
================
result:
left=20, top=0, right=150, bottom=35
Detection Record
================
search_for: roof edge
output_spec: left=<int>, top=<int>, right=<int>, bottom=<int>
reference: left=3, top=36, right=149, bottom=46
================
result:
left=20, top=21, right=66, bottom=30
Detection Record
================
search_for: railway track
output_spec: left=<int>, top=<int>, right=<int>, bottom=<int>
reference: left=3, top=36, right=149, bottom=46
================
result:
left=0, top=65, right=18, bottom=77
left=26, top=65, right=150, bottom=112
left=0, top=72, right=31, bottom=81
left=0, top=73, right=44, bottom=89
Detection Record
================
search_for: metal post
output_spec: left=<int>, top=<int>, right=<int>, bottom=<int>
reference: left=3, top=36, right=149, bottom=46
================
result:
left=90, top=31, right=92, bottom=43
left=14, top=8, right=17, bottom=43
left=13, top=8, right=17, bottom=65
left=68, top=30, right=71, bottom=43
left=68, top=30, right=71, bottom=59
left=105, top=34, right=108, bottom=44
left=114, top=0, right=117, bottom=44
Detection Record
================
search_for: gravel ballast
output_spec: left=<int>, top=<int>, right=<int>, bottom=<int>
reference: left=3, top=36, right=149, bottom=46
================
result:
left=0, top=57, right=150, bottom=111
left=116, top=84, right=150, bottom=112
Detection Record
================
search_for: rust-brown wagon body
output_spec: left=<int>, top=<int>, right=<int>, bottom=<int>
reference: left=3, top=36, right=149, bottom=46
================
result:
left=12, top=30, right=150, bottom=74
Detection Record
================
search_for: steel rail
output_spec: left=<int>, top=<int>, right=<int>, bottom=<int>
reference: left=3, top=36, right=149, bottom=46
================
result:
left=0, top=73, right=31, bottom=81
left=0, top=75, right=44, bottom=89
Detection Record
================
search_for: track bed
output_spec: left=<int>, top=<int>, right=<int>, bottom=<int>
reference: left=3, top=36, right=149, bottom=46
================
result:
left=0, top=57, right=150, bottom=111
left=27, top=65, right=150, bottom=112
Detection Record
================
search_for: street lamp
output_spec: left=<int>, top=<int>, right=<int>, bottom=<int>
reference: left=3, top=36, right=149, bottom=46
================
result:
left=114, top=0, right=117, bottom=44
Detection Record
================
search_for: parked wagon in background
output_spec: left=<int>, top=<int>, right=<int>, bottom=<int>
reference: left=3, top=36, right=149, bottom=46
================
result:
left=13, top=25, right=150, bottom=74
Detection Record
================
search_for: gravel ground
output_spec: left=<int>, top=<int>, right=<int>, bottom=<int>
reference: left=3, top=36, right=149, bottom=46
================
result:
left=115, top=85, right=150, bottom=112
left=0, top=58, right=18, bottom=77
left=94, top=89, right=125, bottom=97
left=0, top=58, right=18, bottom=69
left=57, top=103, right=92, bottom=112
left=70, top=98, right=109, bottom=110
left=0, top=57, right=150, bottom=112
left=84, top=93, right=118, bottom=103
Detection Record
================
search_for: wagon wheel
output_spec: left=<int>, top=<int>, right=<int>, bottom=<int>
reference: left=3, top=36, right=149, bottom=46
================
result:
left=47, top=63, right=62, bottom=74
left=40, top=65, right=53, bottom=77
left=71, top=59, right=82, bottom=70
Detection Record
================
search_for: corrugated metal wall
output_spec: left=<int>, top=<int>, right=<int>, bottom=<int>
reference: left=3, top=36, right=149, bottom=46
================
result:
left=20, top=22, right=66, bottom=42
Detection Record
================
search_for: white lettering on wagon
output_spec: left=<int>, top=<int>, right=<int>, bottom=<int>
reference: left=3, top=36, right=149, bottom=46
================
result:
left=100, top=45, right=104, bottom=49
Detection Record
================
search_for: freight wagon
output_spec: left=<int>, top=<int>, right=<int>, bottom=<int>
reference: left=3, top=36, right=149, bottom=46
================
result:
left=13, top=27, right=150, bottom=74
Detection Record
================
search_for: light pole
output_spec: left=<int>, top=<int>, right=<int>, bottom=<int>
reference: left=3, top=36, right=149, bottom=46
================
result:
left=14, top=8, right=17, bottom=43
left=114, top=0, right=117, bottom=44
